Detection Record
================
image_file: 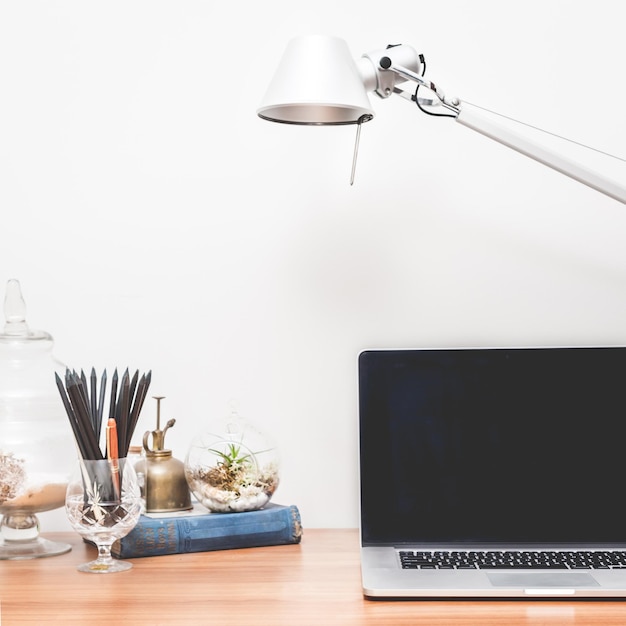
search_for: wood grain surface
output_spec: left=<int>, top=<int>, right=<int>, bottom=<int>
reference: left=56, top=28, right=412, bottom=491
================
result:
left=1, top=530, right=626, bottom=625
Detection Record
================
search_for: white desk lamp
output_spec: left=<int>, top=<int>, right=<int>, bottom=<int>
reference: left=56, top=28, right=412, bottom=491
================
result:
left=257, top=35, right=625, bottom=204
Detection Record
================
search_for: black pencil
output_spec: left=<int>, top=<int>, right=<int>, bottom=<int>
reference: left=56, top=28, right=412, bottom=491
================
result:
left=109, top=368, right=118, bottom=420
left=118, top=369, right=130, bottom=457
left=55, top=373, right=89, bottom=459
left=96, top=369, right=107, bottom=442
left=127, top=372, right=148, bottom=451
left=56, top=366, right=151, bottom=461
left=66, top=376, right=103, bottom=460
left=90, top=367, right=97, bottom=431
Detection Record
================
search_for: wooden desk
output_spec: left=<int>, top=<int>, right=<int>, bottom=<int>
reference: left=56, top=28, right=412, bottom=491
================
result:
left=1, top=529, right=626, bottom=625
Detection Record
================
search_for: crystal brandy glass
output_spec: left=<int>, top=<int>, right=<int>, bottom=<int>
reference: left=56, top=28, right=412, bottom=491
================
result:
left=65, top=458, right=142, bottom=573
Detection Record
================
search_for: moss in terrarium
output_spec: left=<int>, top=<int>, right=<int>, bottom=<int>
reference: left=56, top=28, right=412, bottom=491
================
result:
left=199, top=443, right=277, bottom=495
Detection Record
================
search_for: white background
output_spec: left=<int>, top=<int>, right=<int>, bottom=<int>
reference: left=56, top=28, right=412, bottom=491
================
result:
left=1, top=0, right=625, bottom=532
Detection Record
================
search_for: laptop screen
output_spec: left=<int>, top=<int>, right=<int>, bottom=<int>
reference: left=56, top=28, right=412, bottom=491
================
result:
left=358, top=348, right=626, bottom=547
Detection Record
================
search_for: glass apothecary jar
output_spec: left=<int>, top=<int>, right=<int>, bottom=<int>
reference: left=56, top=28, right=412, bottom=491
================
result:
left=0, top=280, right=75, bottom=559
left=185, top=405, right=279, bottom=513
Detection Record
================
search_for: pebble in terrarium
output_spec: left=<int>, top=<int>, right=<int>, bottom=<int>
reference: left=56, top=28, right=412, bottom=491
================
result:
left=185, top=404, right=279, bottom=513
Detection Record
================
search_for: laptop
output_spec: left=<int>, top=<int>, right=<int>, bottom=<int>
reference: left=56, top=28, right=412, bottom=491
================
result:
left=358, top=347, right=626, bottom=598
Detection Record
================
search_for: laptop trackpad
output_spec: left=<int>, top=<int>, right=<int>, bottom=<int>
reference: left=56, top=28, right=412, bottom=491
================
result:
left=487, top=572, right=599, bottom=588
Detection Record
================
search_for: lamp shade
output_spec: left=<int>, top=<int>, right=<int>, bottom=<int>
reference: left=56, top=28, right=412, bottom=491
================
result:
left=257, top=35, right=374, bottom=125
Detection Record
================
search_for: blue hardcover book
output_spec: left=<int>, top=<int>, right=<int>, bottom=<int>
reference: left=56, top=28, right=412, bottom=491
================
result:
left=111, top=503, right=302, bottom=558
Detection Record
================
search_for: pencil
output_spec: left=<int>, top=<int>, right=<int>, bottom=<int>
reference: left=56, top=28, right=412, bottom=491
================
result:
left=118, top=369, right=130, bottom=457
left=96, top=369, right=107, bottom=443
left=55, top=373, right=89, bottom=460
left=109, top=368, right=119, bottom=420
left=55, top=366, right=151, bottom=463
left=106, top=417, right=121, bottom=500
left=90, top=368, right=97, bottom=431
left=66, top=375, right=103, bottom=460
left=127, top=371, right=151, bottom=452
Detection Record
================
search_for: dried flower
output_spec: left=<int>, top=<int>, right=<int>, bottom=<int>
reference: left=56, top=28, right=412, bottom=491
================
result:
left=0, top=452, right=27, bottom=504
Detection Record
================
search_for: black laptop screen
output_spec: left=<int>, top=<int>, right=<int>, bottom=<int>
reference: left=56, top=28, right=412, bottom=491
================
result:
left=358, top=348, right=626, bottom=546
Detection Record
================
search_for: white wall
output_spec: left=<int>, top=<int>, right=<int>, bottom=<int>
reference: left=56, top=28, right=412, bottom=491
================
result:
left=1, top=0, right=625, bottom=532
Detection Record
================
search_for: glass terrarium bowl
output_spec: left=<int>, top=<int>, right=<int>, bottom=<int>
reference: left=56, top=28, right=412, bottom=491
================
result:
left=185, top=409, right=279, bottom=513
left=0, top=280, right=76, bottom=559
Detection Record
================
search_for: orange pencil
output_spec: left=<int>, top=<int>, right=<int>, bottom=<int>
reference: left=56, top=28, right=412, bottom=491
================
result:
left=106, top=418, right=121, bottom=499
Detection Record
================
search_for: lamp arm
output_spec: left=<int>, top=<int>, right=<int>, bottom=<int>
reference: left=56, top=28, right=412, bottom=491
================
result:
left=455, top=106, right=626, bottom=205
left=386, top=61, right=626, bottom=205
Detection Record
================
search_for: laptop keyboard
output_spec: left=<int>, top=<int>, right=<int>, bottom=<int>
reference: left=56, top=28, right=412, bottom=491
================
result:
left=399, top=550, right=626, bottom=570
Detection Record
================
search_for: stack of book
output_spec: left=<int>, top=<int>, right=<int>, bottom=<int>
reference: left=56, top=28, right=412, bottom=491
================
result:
left=110, top=502, right=302, bottom=558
